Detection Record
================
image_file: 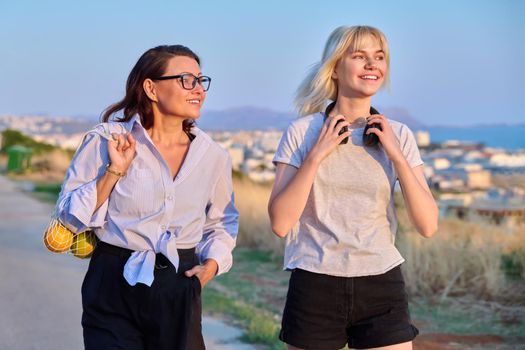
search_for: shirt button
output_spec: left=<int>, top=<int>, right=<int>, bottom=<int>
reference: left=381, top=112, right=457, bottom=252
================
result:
left=167, top=195, right=173, bottom=201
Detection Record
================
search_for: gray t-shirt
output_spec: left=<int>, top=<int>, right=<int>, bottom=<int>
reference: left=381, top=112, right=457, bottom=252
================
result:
left=273, top=113, right=423, bottom=277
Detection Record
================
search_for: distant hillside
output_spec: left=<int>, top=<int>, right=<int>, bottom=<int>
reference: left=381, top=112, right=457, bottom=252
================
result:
left=0, top=115, right=96, bottom=135
left=198, top=106, right=425, bottom=131
left=374, top=106, right=427, bottom=130
left=198, top=106, right=296, bottom=130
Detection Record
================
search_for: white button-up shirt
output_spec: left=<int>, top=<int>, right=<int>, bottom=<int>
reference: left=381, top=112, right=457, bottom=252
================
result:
left=56, top=116, right=239, bottom=286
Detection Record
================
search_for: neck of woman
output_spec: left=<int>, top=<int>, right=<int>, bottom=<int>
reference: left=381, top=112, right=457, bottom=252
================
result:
left=147, top=113, right=190, bottom=147
left=331, top=96, right=373, bottom=124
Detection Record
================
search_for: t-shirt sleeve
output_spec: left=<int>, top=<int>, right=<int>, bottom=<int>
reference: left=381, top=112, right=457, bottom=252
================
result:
left=272, top=122, right=303, bottom=169
left=399, top=124, right=424, bottom=168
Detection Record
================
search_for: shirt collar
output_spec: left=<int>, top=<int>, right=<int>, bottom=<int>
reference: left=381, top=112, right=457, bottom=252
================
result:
left=127, top=115, right=142, bottom=130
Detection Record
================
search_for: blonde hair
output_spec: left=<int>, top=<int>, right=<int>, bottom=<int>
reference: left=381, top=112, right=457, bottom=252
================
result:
left=295, top=25, right=390, bottom=116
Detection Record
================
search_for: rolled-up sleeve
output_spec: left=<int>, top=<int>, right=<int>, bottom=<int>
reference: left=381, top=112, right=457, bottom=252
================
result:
left=197, top=156, right=239, bottom=275
left=56, top=130, right=109, bottom=233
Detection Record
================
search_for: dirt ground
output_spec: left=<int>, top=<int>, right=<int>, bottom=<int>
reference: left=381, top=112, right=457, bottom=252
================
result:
left=414, top=333, right=518, bottom=350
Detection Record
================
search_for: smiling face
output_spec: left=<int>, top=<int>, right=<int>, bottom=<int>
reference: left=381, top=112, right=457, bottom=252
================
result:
left=153, top=55, right=206, bottom=120
left=332, top=35, right=388, bottom=99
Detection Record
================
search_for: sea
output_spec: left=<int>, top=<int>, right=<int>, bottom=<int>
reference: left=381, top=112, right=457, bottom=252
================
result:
left=424, top=125, right=525, bottom=151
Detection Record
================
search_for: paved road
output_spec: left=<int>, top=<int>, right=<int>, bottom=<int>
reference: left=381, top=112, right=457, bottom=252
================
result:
left=0, top=175, right=255, bottom=350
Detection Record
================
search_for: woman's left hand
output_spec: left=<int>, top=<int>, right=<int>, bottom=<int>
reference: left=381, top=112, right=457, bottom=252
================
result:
left=184, top=259, right=218, bottom=288
left=366, top=114, right=404, bottom=163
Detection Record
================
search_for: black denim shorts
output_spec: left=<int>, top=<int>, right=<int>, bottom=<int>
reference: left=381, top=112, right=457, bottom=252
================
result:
left=279, top=265, right=418, bottom=349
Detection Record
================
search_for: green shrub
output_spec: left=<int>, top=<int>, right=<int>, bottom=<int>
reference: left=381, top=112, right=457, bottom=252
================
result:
left=1, top=129, right=56, bottom=155
left=501, top=251, right=524, bottom=279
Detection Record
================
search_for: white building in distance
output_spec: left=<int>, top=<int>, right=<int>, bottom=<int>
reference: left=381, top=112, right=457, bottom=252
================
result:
left=415, top=130, right=430, bottom=147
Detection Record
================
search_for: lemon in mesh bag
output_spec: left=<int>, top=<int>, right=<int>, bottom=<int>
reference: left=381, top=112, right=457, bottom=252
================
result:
left=70, top=231, right=97, bottom=259
left=43, top=219, right=74, bottom=253
left=43, top=218, right=97, bottom=258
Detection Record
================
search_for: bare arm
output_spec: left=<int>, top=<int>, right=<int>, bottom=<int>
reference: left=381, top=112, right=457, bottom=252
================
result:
left=268, top=116, right=350, bottom=237
left=268, top=160, right=318, bottom=237
left=366, top=115, right=438, bottom=237
left=395, top=161, right=438, bottom=237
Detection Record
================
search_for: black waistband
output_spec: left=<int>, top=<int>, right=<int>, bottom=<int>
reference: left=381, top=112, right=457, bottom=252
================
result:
left=96, top=241, right=196, bottom=260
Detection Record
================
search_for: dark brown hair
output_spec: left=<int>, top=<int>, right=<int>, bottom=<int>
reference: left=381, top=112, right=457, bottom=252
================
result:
left=101, top=45, right=201, bottom=133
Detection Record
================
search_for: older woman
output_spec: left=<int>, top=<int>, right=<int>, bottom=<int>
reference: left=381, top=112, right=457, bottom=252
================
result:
left=56, top=45, right=238, bottom=350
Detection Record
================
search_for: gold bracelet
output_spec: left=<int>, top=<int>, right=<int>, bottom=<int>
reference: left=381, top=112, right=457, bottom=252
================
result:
left=105, top=164, right=126, bottom=177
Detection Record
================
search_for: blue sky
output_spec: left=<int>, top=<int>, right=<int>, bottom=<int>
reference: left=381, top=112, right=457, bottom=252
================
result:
left=1, top=0, right=524, bottom=126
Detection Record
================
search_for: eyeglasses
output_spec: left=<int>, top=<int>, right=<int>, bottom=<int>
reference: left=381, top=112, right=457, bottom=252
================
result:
left=153, top=73, right=211, bottom=91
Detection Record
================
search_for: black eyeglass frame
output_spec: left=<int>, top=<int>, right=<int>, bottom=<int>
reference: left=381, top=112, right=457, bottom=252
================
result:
left=152, top=73, right=211, bottom=91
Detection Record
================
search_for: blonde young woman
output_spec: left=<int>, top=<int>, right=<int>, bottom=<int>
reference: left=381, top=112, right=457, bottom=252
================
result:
left=268, top=26, right=438, bottom=349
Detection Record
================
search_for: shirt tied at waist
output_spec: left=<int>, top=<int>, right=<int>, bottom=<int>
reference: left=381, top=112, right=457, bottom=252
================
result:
left=123, top=231, right=189, bottom=286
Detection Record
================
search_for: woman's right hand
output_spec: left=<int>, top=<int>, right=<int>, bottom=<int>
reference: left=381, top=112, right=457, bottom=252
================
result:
left=307, top=115, right=350, bottom=164
left=107, top=133, right=137, bottom=173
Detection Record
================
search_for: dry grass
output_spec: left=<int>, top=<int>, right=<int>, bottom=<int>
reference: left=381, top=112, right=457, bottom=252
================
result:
left=32, top=149, right=72, bottom=172
left=0, top=154, right=7, bottom=172
left=233, top=176, right=284, bottom=255
left=395, top=195, right=525, bottom=303
left=398, top=220, right=525, bottom=303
